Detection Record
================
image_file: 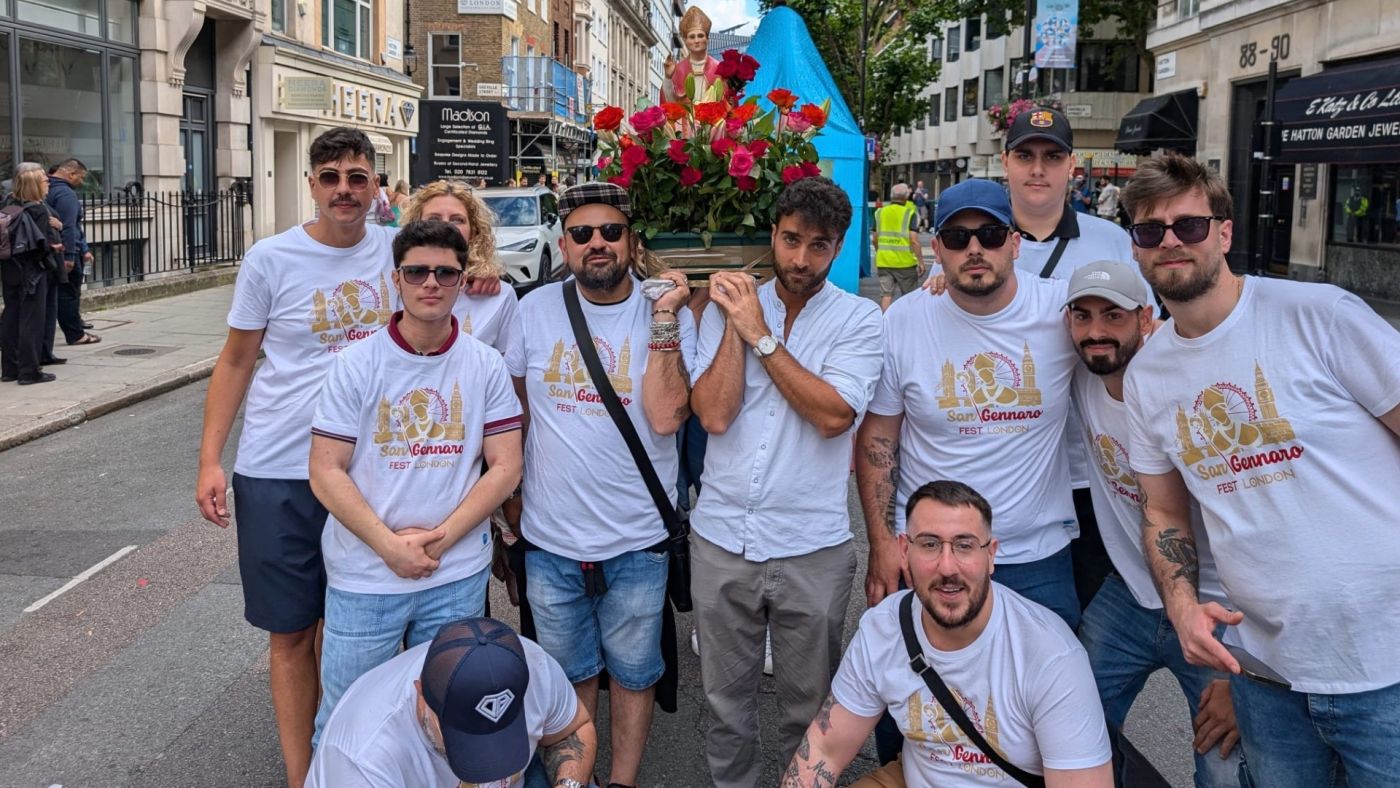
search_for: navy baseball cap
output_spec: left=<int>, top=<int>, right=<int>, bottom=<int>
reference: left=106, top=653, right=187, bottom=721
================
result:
left=421, top=618, right=532, bottom=783
left=934, top=179, right=1015, bottom=230
left=1005, top=106, right=1074, bottom=152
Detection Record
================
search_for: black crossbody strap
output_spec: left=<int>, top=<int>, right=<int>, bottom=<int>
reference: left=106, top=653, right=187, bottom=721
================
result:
left=899, top=593, right=1046, bottom=788
left=562, top=282, right=679, bottom=536
left=1038, top=236, right=1071, bottom=279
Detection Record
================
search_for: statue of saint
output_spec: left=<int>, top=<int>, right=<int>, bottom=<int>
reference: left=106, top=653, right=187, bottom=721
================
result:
left=663, top=6, right=721, bottom=103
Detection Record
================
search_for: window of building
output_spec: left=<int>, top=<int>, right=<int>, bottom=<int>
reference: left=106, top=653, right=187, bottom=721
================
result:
left=947, top=26, right=960, bottom=62
left=1331, top=164, right=1400, bottom=247
left=1176, top=0, right=1200, bottom=19
left=0, top=35, right=10, bottom=180
left=108, top=52, right=137, bottom=188
left=271, top=0, right=287, bottom=33
left=430, top=33, right=460, bottom=98
left=962, top=77, right=978, bottom=116
left=1035, top=67, right=1070, bottom=95
left=983, top=68, right=1003, bottom=109
left=944, top=86, right=958, bottom=122
left=965, top=17, right=981, bottom=52
left=928, top=94, right=940, bottom=126
left=17, top=0, right=136, bottom=43
left=1009, top=58, right=1024, bottom=100
left=929, top=35, right=942, bottom=62
left=323, top=0, right=372, bottom=60
left=1075, top=41, right=1141, bottom=92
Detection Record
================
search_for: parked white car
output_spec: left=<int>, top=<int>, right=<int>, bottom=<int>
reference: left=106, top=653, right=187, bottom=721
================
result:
left=480, top=187, right=564, bottom=289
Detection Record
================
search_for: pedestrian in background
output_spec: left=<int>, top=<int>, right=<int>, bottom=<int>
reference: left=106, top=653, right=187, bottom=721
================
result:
left=46, top=158, right=100, bottom=349
left=388, top=179, right=410, bottom=224
left=1, top=162, right=64, bottom=385
left=871, top=183, right=925, bottom=311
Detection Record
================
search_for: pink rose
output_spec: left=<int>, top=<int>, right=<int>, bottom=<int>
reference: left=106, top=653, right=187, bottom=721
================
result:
left=728, top=146, right=756, bottom=178
left=630, top=106, right=667, bottom=135
left=786, top=113, right=812, bottom=133
left=667, top=139, right=690, bottom=165
left=711, top=136, right=736, bottom=156
left=620, top=144, right=650, bottom=171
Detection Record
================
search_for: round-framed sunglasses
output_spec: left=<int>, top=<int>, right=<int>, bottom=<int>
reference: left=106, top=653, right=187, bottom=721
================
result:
left=1128, top=215, right=1223, bottom=248
left=398, top=265, right=464, bottom=287
left=936, top=224, right=1011, bottom=251
left=566, top=223, right=628, bottom=244
left=317, top=169, right=373, bottom=190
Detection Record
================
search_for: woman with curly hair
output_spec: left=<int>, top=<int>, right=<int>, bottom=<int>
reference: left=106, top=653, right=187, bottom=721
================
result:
left=400, top=181, right=522, bottom=366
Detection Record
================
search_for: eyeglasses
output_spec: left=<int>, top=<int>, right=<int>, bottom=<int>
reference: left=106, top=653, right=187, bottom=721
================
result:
left=910, top=536, right=993, bottom=563
left=317, top=169, right=373, bottom=190
left=566, top=223, right=628, bottom=244
left=1128, top=216, right=1223, bottom=248
left=936, top=225, right=1011, bottom=251
left=398, top=265, right=464, bottom=287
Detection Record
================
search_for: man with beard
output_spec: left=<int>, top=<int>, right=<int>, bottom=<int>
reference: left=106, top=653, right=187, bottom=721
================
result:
left=1065, top=261, right=1244, bottom=787
left=782, top=481, right=1112, bottom=787
left=1121, top=152, right=1400, bottom=786
left=515, top=181, right=693, bottom=788
left=688, top=175, right=882, bottom=787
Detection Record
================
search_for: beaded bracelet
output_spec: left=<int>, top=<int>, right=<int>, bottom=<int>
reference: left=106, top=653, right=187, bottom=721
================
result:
left=648, top=340, right=681, bottom=352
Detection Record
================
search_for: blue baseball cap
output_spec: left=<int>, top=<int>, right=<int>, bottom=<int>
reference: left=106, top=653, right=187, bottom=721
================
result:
left=421, top=618, right=532, bottom=783
left=933, top=179, right=1015, bottom=230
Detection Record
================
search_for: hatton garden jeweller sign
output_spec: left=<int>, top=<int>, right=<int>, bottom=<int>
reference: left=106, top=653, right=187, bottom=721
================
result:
left=1275, top=59, right=1400, bottom=164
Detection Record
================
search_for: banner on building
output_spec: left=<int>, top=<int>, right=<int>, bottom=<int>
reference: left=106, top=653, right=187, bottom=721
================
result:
left=1033, top=0, right=1078, bottom=70
left=1275, top=56, right=1400, bottom=164
left=414, top=100, right=511, bottom=185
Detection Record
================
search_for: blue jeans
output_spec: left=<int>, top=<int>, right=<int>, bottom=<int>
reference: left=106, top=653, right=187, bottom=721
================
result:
left=525, top=548, right=668, bottom=689
left=993, top=544, right=1081, bottom=631
left=1231, top=673, right=1400, bottom=788
left=313, top=569, right=489, bottom=743
left=1080, top=575, right=1246, bottom=788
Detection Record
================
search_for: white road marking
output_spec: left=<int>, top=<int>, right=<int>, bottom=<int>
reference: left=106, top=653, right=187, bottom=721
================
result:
left=24, top=546, right=139, bottom=613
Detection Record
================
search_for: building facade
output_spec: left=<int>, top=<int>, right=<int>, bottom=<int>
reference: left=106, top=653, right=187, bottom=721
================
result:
left=1147, top=0, right=1400, bottom=301
left=605, top=0, right=657, bottom=110
left=887, top=15, right=1151, bottom=197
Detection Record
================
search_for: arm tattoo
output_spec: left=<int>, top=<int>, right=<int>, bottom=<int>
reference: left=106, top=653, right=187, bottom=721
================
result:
left=815, top=693, right=835, bottom=734
left=863, top=437, right=901, bottom=535
left=810, top=760, right=838, bottom=788
left=1154, top=527, right=1200, bottom=588
left=779, top=760, right=803, bottom=787
left=540, top=730, right=585, bottom=781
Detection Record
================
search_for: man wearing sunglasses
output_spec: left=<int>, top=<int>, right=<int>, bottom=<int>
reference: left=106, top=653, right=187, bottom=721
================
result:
left=515, top=181, right=693, bottom=788
left=196, top=126, right=402, bottom=787
left=307, top=220, right=524, bottom=744
left=1120, top=152, right=1400, bottom=787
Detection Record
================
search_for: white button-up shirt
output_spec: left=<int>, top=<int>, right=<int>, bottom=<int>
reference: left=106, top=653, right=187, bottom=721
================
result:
left=690, top=280, right=883, bottom=561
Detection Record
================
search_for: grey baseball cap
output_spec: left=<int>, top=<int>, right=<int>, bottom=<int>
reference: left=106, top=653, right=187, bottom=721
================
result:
left=1064, top=261, right=1151, bottom=311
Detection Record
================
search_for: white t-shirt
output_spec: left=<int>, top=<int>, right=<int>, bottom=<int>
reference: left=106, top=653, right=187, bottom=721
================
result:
left=871, top=276, right=1080, bottom=563
left=690, top=280, right=883, bottom=561
left=831, top=588, right=1111, bottom=786
left=312, top=318, right=522, bottom=594
left=1072, top=366, right=1225, bottom=609
left=453, top=287, right=526, bottom=376
left=227, top=223, right=399, bottom=479
left=1014, top=212, right=1142, bottom=490
left=1124, top=277, right=1400, bottom=694
left=307, top=638, right=578, bottom=788
left=518, top=279, right=697, bottom=561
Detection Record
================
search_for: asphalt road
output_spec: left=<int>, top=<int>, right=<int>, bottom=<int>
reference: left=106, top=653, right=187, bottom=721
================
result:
left=0, top=379, right=1201, bottom=787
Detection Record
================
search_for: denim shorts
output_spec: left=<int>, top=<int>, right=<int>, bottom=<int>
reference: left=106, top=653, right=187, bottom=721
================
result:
left=525, top=548, right=668, bottom=690
left=232, top=474, right=328, bottom=633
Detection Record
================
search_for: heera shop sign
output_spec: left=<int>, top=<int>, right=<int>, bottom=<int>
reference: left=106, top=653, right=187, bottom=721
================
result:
left=414, top=100, right=511, bottom=184
left=1275, top=60, right=1400, bottom=164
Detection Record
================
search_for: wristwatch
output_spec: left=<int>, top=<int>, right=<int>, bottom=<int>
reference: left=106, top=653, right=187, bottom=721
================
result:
left=554, top=780, right=586, bottom=788
left=752, top=334, right=780, bottom=358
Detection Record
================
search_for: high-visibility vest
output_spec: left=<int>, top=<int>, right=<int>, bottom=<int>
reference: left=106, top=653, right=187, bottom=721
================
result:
left=875, top=202, right=918, bottom=269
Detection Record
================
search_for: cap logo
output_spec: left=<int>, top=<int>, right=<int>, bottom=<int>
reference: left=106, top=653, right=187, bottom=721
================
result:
left=475, top=689, right=516, bottom=723
left=1029, top=111, right=1054, bottom=128
left=1085, top=271, right=1111, bottom=280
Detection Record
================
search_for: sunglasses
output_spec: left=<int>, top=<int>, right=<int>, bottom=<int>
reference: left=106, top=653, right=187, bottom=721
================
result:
left=936, top=224, right=1011, bottom=251
left=398, top=265, right=464, bottom=287
left=1128, top=216, right=1222, bottom=248
left=317, top=169, right=373, bottom=190
left=566, top=223, right=628, bottom=244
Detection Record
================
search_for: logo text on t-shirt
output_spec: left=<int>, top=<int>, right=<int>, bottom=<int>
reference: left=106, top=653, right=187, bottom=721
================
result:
left=1173, top=361, right=1304, bottom=494
left=1091, top=430, right=1141, bottom=505
left=902, top=687, right=1007, bottom=779
left=937, top=342, right=1046, bottom=436
left=373, top=385, right=466, bottom=469
left=309, top=276, right=393, bottom=351
left=541, top=335, right=634, bottom=415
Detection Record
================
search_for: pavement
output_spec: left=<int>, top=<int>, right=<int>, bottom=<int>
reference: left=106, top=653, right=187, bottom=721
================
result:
left=0, top=285, right=235, bottom=451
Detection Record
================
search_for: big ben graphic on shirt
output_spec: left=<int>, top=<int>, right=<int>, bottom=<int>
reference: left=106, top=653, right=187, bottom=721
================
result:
left=1173, top=362, right=1303, bottom=493
left=935, top=342, right=1045, bottom=436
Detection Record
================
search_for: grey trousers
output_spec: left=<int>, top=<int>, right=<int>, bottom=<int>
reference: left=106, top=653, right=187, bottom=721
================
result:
left=691, top=532, right=857, bottom=788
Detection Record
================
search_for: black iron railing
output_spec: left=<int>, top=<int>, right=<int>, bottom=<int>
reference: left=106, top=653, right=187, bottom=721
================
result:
left=80, top=185, right=252, bottom=287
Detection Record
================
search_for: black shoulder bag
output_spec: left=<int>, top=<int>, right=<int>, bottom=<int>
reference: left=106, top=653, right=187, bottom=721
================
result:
left=562, top=281, right=693, bottom=612
left=898, top=592, right=1170, bottom=788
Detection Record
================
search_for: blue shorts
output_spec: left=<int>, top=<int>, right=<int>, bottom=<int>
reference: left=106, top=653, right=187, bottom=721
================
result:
left=525, top=548, right=668, bottom=690
left=232, top=474, right=328, bottom=633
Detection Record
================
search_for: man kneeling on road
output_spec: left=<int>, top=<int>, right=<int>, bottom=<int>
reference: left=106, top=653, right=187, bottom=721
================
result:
left=783, top=481, right=1111, bottom=788
left=308, top=617, right=596, bottom=787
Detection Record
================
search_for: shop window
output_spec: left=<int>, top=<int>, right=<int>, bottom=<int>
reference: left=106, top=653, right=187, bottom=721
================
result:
left=108, top=53, right=137, bottom=189
left=983, top=68, right=1003, bottom=110
left=1331, top=165, right=1400, bottom=247
left=965, top=17, right=981, bottom=53
left=19, top=0, right=100, bottom=37
left=430, top=33, right=461, bottom=98
left=1076, top=41, right=1141, bottom=93
left=947, top=26, right=960, bottom=63
left=944, top=86, right=958, bottom=122
left=962, top=77, right=978, bottom=116
left=19, top=40, right=105, bottom=187
left=323, top=0, right=372, bottom=60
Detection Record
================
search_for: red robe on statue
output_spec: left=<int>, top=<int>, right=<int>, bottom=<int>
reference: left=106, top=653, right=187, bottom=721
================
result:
left=666, top=55, right=722, bottom=103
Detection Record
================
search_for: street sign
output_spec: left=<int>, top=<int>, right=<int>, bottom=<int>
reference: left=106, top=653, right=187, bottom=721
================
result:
left=476, top=83, right=505, bottom=97
left=1064, top=104, right=1092, bottom=118
left=414, top=100, right=511, bottom=186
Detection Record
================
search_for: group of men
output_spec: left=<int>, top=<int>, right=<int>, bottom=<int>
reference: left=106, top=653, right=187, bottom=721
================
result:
left=199, top=112, right=1400, bottom=788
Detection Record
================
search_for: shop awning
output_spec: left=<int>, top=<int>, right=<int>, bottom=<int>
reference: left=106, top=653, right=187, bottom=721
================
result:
left=1115, top=89, right=1198, bottom=155
left=1275, top=57, right=1400, bottom=164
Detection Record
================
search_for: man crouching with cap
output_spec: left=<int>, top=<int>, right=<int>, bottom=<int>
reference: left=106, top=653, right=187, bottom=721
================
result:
left=308, top=617, right=596, bottom=787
